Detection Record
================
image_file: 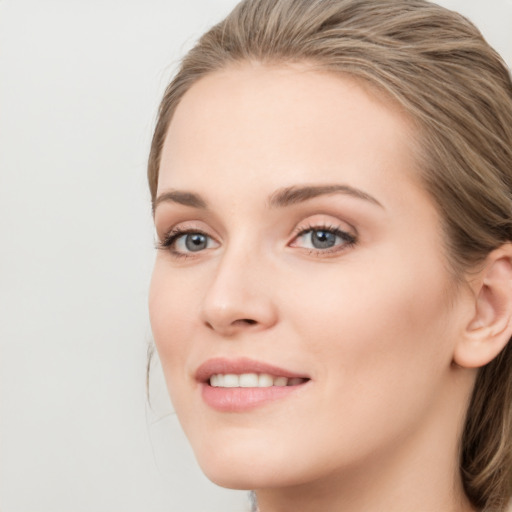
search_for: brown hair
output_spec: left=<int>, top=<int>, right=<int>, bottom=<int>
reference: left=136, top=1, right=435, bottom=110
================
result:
left=147, top=0, right=512, bottom=509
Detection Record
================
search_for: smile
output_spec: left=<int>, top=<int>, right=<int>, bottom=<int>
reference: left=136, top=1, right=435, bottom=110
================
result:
left=210, top=373, right=308, bottom=387
left=196, top=358, right=311, bottom=411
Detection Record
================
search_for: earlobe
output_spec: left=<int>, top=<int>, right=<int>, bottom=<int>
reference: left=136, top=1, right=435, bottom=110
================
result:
left=454, top=246, right=512, bottom=369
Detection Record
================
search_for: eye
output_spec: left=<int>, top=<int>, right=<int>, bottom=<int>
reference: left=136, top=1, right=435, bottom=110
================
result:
left=160, top=228, right=219, bottom=257
left=291, top=225, right=356, bottom=254
left=176, top=232, right=211, bottom=252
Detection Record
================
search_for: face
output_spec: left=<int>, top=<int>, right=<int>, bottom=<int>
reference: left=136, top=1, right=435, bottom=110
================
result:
left=149, top=63, right=467, bottom=490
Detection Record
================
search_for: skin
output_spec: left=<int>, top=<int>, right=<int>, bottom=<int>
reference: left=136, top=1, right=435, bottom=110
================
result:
left=149, top=62, right=482, bottom=512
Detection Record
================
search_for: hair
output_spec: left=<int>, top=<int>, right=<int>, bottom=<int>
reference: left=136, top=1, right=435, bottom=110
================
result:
left=147, top=0, right=512, bottom=509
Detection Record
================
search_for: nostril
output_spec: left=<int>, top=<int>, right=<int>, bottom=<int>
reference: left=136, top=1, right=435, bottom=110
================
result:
left=239, top=319, right=257, bottom=326
left=203, top=318, right=258, bottom=333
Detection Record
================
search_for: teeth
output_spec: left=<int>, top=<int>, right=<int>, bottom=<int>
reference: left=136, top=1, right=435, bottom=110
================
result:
left=239, top=373, right=258, bottom=387
left=274, top=376, right=288, bottom=387
left=223, top=374, right=239, bottom=387
left=258, top=373, right=273, bottom=387
left=208, top=373, right=307, bottom=388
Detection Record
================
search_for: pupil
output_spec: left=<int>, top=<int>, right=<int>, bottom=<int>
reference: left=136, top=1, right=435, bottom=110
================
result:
left=312, top=230, right=336, bottom=249
left=185, top=233, right=207, bottom=251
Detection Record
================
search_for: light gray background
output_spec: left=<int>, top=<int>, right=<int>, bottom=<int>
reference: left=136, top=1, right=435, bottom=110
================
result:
left=1, top=1, right=511, bottom=511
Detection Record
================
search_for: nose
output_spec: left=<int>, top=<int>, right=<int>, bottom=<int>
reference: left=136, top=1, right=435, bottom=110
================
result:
left=200, top=246, right=278, bottom=337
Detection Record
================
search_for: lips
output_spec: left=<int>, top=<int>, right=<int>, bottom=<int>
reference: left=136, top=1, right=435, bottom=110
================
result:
left=195, top=357, right=310, bottom=383
left=196, top=357, right=311, bottom=412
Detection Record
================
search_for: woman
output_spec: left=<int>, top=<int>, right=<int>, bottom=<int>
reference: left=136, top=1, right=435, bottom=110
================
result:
left=147, top=0, right=512, bottom=510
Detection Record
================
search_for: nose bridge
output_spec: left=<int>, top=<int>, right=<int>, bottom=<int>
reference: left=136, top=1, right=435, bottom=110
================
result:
left=200, top=233, right=277, bottom=334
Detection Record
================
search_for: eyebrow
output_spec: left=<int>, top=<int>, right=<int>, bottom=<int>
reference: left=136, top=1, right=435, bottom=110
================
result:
left=153, top=190, right=208, bottom=213
left=268, top=184, right=384, bottom=209
left=153, top=183, right=383, bottom=214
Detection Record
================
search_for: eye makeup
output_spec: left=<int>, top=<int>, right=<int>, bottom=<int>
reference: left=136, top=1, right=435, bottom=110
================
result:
left=157, top=219, right=358, bottom=261
left=158, top=226, right=219, bottom=259
left=289, top=223, right=357, bottom=257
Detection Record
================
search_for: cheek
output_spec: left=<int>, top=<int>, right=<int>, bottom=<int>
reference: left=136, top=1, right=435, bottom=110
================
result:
left=289, top=238, right=454, bottom=352
left=148, top=260, right=199, bottom=383
left=284, top=249, right=456, bottom=413
left=260, top=256, right=457, bottom=474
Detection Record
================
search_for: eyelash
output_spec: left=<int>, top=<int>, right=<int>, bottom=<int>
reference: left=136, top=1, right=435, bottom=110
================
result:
left=158, top=227, right=213, bottom=259
left=291, top=223, right=357, bottom=256
left=158, top=224, right=357, bottom=259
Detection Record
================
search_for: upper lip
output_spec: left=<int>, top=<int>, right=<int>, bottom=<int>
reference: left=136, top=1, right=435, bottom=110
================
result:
left=195, top=357, right=310, bottom=383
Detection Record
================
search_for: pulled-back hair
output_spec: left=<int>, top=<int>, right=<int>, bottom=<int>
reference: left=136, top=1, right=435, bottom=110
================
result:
left=147, top=1, right=512, bottom=509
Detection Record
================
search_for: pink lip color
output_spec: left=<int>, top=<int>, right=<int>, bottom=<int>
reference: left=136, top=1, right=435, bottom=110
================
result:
left=196, top=357, right=310, bottom=412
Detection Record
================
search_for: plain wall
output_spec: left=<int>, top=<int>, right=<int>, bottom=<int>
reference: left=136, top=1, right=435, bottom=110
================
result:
left=1, top=1, right=510, bottom=511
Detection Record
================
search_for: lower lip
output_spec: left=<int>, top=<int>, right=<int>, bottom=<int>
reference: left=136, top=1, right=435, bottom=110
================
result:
left=201, top=382, right=308, bottom=412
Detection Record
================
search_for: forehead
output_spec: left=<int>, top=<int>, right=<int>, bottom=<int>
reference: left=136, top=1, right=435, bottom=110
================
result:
left=159, top=62, right=421, bottom=204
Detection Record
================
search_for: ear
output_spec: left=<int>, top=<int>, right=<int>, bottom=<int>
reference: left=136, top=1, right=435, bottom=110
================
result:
left=454, top=245, right=512, bottom=369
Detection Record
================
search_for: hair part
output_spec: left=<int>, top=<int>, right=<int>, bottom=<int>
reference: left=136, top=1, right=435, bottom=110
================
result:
left=147, top=1, right=512, bottom=509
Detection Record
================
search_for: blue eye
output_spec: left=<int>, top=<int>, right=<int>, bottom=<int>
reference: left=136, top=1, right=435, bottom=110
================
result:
left=178, top=233, right=209, bottom=252
left=308, top=230, right=338, bottom=249
left=293, top=227, right=356, bottom=252
left=161, top=229, right=218, bottom=256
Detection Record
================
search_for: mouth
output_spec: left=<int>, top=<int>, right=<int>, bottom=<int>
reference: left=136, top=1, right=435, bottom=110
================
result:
left=209, top=373, right=308, bottom=388
left=196, top=358, right=311, bottom=412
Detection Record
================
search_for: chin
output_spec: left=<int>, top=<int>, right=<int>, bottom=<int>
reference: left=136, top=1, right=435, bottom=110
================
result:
left=192, top=439, right=304, bottom=490
left=200, top=461, right=295, bottom=490
left=201, top=467, right=260, bottom=490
